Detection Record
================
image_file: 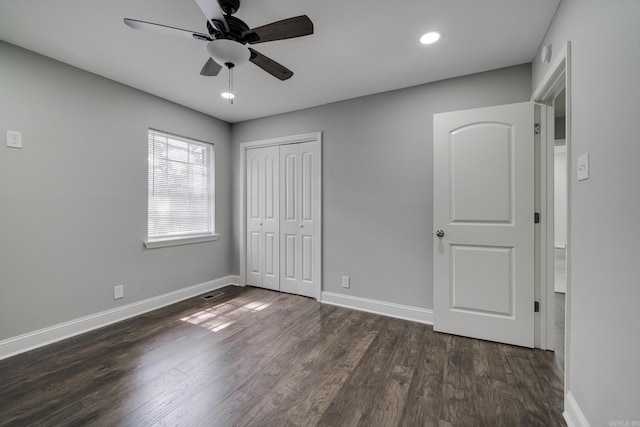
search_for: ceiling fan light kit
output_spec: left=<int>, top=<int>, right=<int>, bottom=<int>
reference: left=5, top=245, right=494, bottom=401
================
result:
left=125, top=0, right=314, bottom=104
left=206, top=39, right=250, bottom=68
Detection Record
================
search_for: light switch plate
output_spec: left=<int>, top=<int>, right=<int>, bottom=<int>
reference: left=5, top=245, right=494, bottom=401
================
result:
left=577, top=152, right=589, bottom=181
left=6, top=130, right=22, bottom=149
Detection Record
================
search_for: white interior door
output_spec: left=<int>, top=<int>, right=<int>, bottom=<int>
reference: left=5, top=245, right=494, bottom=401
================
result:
left=245, top=146, right=280, bottom=290
left=279, top=142, right=319, bottom=298
left=433, top=102, right=535, bottom=347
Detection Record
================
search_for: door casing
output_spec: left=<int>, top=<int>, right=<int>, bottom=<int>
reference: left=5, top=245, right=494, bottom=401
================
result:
left=532, top=42, right=572, bottom=396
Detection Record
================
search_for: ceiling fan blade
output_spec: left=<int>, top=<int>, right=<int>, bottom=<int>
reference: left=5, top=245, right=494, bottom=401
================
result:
left=124, top=18, right=211, bottom=41
left=200, top=58, right=222, bottom=76
left=193, top=0, right=229, bottom=32
left=249, top=48, right=293, bottom=81
left=243, top=15, right=313, bottom=44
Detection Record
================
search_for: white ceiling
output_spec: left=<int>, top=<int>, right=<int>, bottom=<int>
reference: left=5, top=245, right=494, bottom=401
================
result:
left=0, top=0, right=559, bottom=123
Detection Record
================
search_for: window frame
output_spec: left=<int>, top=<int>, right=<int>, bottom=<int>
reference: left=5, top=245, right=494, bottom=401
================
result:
left=144, top=128, right=218, bottom=249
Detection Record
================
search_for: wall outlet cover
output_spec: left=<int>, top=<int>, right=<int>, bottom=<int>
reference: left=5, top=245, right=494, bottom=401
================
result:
left=114, top=285, right=124, bottom=300
left=341, top=276, right=350, bottom=288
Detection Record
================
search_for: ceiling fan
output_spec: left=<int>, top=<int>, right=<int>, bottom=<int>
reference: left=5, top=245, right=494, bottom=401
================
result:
left=124, top=0, right=313, bottom=81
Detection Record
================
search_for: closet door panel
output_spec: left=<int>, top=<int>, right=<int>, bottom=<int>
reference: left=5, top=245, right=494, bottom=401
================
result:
left=260, top=147, right=280, bottom=290
left=298, top=142, right=318, bottom=296
left=245, top=146, right=279, bottom=290
left=280, top=142, right=317, bottom=298
left=246, top=149, right=263, bottom=287
left=280, top=144, right=300, bottom=294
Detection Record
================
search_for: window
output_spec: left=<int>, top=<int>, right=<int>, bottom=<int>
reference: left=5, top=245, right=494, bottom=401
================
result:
left=145, top=129, right=216, bottom=248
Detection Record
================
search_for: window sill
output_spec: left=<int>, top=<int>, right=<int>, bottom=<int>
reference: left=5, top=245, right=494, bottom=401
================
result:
left=144, top=234, right=220, bottom=249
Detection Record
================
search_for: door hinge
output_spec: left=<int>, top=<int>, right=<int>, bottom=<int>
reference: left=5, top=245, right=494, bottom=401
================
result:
left=534, top=212, right=540, bottom=223
left=534, top=123, right=541, bottom=135
left=534, top=301, right=540, bottom=312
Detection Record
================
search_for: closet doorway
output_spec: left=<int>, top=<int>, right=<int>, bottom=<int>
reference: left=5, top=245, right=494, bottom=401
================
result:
left=239, top=132, right=322, bottom=299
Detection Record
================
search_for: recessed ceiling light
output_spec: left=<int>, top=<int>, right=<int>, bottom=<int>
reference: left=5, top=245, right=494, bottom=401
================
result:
left=420, top=31, right=441, bottom=45
left=221, top=92, right=235, bottom=100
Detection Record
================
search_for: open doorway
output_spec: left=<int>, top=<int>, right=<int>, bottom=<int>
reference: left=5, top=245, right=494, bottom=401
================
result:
left=532, top=41, right=571, bottom=397
left=553, top=88, right=567, bottom=373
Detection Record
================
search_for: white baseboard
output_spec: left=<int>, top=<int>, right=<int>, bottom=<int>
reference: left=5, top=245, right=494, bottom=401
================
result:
left=0, top=275, right=241, bottom=361
left=564, top=391, right=591, bottom=427
left=321, top=291, right=433, bottom=324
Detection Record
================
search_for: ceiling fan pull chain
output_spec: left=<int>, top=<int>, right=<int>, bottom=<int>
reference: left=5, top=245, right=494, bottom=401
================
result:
left=228, top=64, right=234, bottom=104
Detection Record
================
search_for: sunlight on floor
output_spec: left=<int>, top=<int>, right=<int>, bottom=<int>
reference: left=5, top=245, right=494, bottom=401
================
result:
left=243, top=301, right=270, bottom=311
left=180, top=299, right=272, bottom=332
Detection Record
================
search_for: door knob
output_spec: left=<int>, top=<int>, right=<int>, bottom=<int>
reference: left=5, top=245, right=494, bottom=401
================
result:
left=259, top=222, right=263, bottom=226
left=300, top=224, right=304, bottom=228
left=435, top=229, right=445, bottom=238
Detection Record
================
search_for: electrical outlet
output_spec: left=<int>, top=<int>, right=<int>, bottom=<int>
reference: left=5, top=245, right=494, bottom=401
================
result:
left=114, top=285, right=124, bottom=300
left=341, top=276, right=350, bottom=288
left=6, top=130, right=22, bottom=149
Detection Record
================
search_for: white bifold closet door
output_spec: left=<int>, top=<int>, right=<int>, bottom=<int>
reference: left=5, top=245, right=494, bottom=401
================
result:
left=279, top=142, right=318, bottom=298
left=245, top=141, right=319, bottom=298
left=246, top=146, right=280, bottom=291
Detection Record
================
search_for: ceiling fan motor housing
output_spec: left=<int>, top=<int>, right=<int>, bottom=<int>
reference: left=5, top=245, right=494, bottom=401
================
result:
left=207, top=15, right=250, bottom=41
left=219, top=0, right=240, bottom=15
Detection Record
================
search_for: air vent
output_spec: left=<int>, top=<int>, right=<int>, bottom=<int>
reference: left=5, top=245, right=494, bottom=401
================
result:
left=201, top=291, right=225, bottom=300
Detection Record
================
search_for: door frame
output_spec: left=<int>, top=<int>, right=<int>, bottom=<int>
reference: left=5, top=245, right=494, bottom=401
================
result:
left=238, top=132, right=323, bottom=300
left=532, top=42, right=571, bottom=391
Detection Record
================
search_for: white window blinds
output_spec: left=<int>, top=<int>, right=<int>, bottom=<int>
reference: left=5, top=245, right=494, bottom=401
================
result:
left=147, top=129, right=214, bottom=241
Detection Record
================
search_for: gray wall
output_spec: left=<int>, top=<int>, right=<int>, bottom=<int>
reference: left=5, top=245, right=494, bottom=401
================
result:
left=532, top=0, right=640, bottom=424
left=0, top=41, right=233, bottom=341
left=231, top=64, right=532, bottom=309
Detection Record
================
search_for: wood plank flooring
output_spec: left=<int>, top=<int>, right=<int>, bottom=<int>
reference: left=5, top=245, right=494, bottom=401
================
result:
left=0, top=286, right=564, bottom=426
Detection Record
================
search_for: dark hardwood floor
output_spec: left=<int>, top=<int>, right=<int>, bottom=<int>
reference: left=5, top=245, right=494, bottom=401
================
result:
left=0, top=286, right=564, bottom=426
